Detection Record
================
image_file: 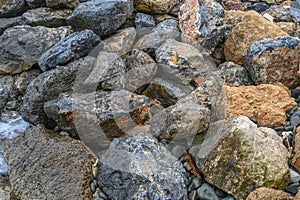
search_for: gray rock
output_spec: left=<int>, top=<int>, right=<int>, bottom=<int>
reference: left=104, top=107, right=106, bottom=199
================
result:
left=22, top=7, right=73, bottom=27
left=14, top=69, right=40, bottom=95
left=97, top=132, right=188, bottom=199
left=0, top=25, right=71, bottom=75
left=38, top=29, right=100, bottom=71
left=190, top=116, right=290, bottom=200
left=25, top=0, right=46, bottom=8
left=285, top=183, right=299, bottom=195
left=264, top=5, right=292, bottom=22
left=246, top=36, right=300, bottom=88
left=3, top=125, right=96, bottom=200
left=197, top=183, right=218, bottom=200
left=21, top=57, right=93, bottom=125
left=0, top=76, right=16, bottom=110
left=290, top=0, right=300, bottom=23
left=67, top=0, right=133, bottom=36
left=290, top=168, right=300, bottom=183
left=155, top=39, right=217, bottom=84
left=135, top=12, right=156, bottom=28
left=0, top=0, right=28, bottom=18
left=0, top=16, right=24, bottom=35
left=46, top=0, right=80, bottom=9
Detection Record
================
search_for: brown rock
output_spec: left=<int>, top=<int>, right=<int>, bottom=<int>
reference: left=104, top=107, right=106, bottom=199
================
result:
left=0, top=177, right=12, bottom=200
left=292, top=126, right=300, bottom=173
left=133, top=0, right=180, bottom=14
left=246, top=187, right=293, bottom=200
left=224, top=10, right=288, bottom=65
left=276, top=22, right=298, bottom=37
left=224, top=83, right=296, bottom=127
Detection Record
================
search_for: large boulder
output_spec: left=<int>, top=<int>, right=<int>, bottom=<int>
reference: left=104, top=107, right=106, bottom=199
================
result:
left=96, top=132, right=188, bottom=199
left=0, top=25, right=71, bottom=75
left=0, top=0, right=28, bottom=18
left=38, top=29, right=100, bottom=71
left=67, top=0, right=133, bottom=36
left=246, top=36, right=300, bottom=88
left=133, top=0, right=180, bottom=14
left=190, top=116, right=290, bottom=200
left=3, top=125, right=95, bottom=200
left=224, top=11, right=288, bottom=65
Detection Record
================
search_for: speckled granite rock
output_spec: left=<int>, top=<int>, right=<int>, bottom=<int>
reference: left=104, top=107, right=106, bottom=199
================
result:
left=246, top=187, right=293, bottom=200
left=133, top=0, right=180, bottom=14
left=190, top=116, right=290, bottom=200
left=224, top=83, right=296, bottom=127
left=224, top=11, right=288, bottom=65
left=246, top=36, right=300, bottom=88
left=3, top=125, right=96, bottom=200
left=0, top=25, right=71, bottom=75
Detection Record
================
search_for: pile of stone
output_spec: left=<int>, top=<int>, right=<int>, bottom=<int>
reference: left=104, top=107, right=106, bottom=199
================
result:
left=0, top=0, right=300, bottom=199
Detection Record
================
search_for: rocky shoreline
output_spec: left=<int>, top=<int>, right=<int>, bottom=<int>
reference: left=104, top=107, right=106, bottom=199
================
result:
left=0, top=0, right=300, bottom=199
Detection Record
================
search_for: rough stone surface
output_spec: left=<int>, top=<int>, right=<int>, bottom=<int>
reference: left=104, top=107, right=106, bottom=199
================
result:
left=15, top=69, right=40, bottom=95
left=0, top=75, right=16, bottom=110
left=46, top=0, right=80, bottom=9
left=290, top=0, right=300, bottom=23
left=0, top=25, right=71, bottom=75
left=22, top=7, right=73, bottom=27
left=0, top=0, right=28, bottom=18
left=25, top=0, right=46, bottom=8
left=224, top=11, right=288, bottom=65
left=135, top=12, right=156, bottom=27
left=0, top=178, right=12, bottom=200
left=224, top=83, right=296, bottom=127
left=178, top=0, right=230, bottom=52
left=190, top=116, right=290, bottom=200
left=20, top=57, right=92, bottom=125
left=292, top=126, right=300, bottom=173
left=38, top=29, right=100, bottom=71
left=155, top=39, right=217, bottom=84
left=0, top=16, right=24, bottom=35
left=264, top=5, right=292, bottom=22
left=276, top=22, right=299, bottom=36
left=133, top=0, right=180, bottom=14
left=97, top=132, right=188, bottom=199
left=246, top=187, right=293, bottom=200
left=67, top=0, right=133, bottom=36
left=246, top=36, right=300, bottom=88
left=3, top=125, right=95, bottom=200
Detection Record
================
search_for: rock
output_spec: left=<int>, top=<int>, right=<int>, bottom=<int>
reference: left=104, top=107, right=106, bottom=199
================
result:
left=0, top=25, right=71, bottom=75
left=292, top=127, right=300, bottom=172
left=25, top=0, right=46, bottom=8
left=244, top=2, right=269, bottom=13
left=67, top=0, right=133, bottom=36
left=246, top=187, right=293, bottom=200
left=264, top=5, right=292, bottom=22
left=123, top=49, right=157, bottom=93
left=93, top=27, right=136, bottom=58
left=150, top=101, right=211, bottom=140
left=285, top=183, right=299, bottom=195
left=290, top=0, right=300, bottom=23
left=96, top=132, right=188, bottom=199
left=224, top=83, right=296, bottom=127
left=3, top=125, right=95, bottom=200
left=133, top=0, right=180, bottom=14
left=224, top=11, right=288, bottom=65
left=196, top=183, right=218, bottom=200
left=246, top=36, right=300, bottom=88
left=178, top=0, right=230, bottom=52
left=22, top=7, right=73, bottom=27
left=20, top=57, right=92, bottom=125
left=290, top=169, right=300, bottom=183
left=155, top=39, right=217, bottom=84
left=14, top=69, right=40, bottom=95
left=134, top=18, right=180, bottom=57
left=190, top=116, right=290, bottom=200
left=135, top=12, right=156, bottom=27
left=0, top=76, right=16, bottom=110
left=0, top=0, right=28, bottom=18
left=46, top=0, right=80, bottom=9
left=276, top=22, right=299, bottom=36
left=0, top=16, right=24, bottom=35
left=38, top=29, right=100, bottom=71
left=0, top=178, right=12, bottom=200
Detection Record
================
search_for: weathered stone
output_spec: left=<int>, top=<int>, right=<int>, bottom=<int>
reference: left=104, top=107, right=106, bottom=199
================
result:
left=264, top=5, right=292, bottom=22
left=246, top=36, right=300, bottom=88
left=135, top=12, right=156, bottom=27
left=0, top=76, right=16, bottom=110
left=44, top=90, right=150, bottom=141
left=292, top=126, right=300, bottom=173
left=0, top=25, right=71, bottom=75
left=224, top=11, right=288, bottom=65
left=246, top=187, right=293, bottom=200
left=133, top=0, right=180, bottom=14
left=25, top=0, right=46, bottom=8
left=276, top=22, right=299, bottom=36
left=97, top=132, right=188, bottom=199
left=67, top=0, right=133, bottom=36
left=224, top=83, right=296, bottom=127
left=178, top=0, right=230, bottom=52
left=15, top=69, right=40, bottom=95
left=244, top=2, right=269, bottom=13
left=197, top=183, right=218, bottom=200
left=0, top=0, right=28, bottom=18
left=134, top=19, right=180, bottom=57
left=94, top=27, right=136, bottom=58
left=155, top=39, right=217, bottom=84
left=0, top=16, right=24, bottom=35
left=290, top=0, right=300, bottom=23
left=151, top=101, right=211, bottom=140
left=21, top=57, right=92, bottom=125
left=3, top=125, right=95, bottom=200
left=38, top=29, right=100, bottom=71
left=190, top=116, right=290, bottom=200
left=46, top=0, right=80, bottom=9
left=22, top=7, right=73, bottom=27
left=0, top=178, right=12, bottom=200
left=223, top=10, right=245, bottom=27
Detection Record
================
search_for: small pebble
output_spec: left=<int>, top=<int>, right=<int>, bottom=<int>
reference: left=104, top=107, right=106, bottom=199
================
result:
left=249, top=118, right=258, bottom=124
left=59, top=131, right=69, bottom=136
left=290, top=168, right=300, bottom=183
left=274, top=126, right=285, bottom=132
left=291, top=116, right=300, bottom=127
left=192, top=178, right=201, bottom=188
left=99, top=191, right=108, bottom=199
left=197, top=183, right=218, bottom=200
left=171, top=145, right=185, bottom=158
left=288, top=106, right=298, bottom=115
left=184, top=162, right=192, bottom=171
left=215, top=188, right=227, bottom=198
left=90, top=182, right=96, bottom=193
left=285, top=182, right=299, bottom=195
left=222, top=196, right=235, bottom=200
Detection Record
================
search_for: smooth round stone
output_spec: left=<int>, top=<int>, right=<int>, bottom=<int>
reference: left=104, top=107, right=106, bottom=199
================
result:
left=192, top=178, right=202, bottom=188
left=197, top=183, right=218, bottom=200
left=59, top=131, right=69, bottom=136
left=285, top=182, right=299, bottom=195
left=90, top=182, right=96, bottom=193
left=290, top=169, right=300, bottom=183
left=99, top=191, right=108, bottom=199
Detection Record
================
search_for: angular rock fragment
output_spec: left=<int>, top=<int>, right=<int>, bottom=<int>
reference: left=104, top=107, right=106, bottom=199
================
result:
left=135, top=12, right=156, bottom=27
left=0, top=0, right=28, bottom=18
left=133, top=0, right=180, bottom=14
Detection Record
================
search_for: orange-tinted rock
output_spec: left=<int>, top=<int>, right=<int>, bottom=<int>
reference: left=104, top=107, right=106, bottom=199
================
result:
left=224, top=11, right=288, bottom=65
left=133, top=0, right=180, bottom=14
left=224, top=83, right=296, bottom=127
left=246, top=187, right=293, bottom=200
left=292, top=126, right=300, bottom=173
